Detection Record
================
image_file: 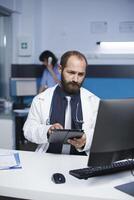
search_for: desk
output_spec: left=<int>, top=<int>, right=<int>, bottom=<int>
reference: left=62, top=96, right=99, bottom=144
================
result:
left=0, top=111, right=15, bottom=149
left=13, top=109, right=29, bottom=149
left=0, top=149, right=133, bottom=200
left=13, top=109, right=37, bottom=151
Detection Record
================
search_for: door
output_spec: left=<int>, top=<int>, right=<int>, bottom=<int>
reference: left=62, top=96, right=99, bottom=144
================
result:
left=0, top=9, right=12, bottom=98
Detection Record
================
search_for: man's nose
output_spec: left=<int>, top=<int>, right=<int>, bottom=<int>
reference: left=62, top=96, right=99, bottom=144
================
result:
left=72, top=74, right=78, bottom=82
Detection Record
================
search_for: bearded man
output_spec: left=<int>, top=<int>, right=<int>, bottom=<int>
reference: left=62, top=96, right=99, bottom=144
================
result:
left=23, top=50, right=100, bottom=155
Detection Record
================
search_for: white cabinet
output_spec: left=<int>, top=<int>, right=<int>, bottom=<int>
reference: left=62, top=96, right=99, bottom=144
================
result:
left=0, top=114, right=15, bottom=149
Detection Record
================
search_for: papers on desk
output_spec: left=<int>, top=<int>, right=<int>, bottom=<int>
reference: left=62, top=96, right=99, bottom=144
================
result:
left=0, top=152, right=21, bottom=170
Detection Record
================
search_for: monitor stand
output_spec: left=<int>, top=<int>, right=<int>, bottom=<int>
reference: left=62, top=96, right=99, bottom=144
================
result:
left=115, top=181, right=134, bottom=197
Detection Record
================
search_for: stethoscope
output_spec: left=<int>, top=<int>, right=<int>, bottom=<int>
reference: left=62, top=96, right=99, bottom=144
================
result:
left=46, top=103, right=52, bottom=125
left=75, top=102, right=84, bottom=127
left=46, top=102, right=84, bottom=127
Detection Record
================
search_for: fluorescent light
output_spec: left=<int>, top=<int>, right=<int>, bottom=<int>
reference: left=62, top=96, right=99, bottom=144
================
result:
left=4, top=35, right=6, bottom=47
left=96, top=41, right=134, bottom=53
left=99, top=42, right=134, bottom=49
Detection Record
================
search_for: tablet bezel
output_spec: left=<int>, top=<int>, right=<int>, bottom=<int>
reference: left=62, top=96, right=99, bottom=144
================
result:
left=48, top=129, right=84, bottom=144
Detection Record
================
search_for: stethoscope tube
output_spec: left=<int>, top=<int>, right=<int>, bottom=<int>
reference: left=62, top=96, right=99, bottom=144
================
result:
left=46, top=101, right=84, bottom=126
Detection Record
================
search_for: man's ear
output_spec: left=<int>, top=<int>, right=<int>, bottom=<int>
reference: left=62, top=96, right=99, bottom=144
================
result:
left=58, top=65, right=62, bottom=74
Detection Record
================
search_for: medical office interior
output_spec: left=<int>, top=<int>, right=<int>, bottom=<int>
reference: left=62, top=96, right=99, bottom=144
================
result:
left=0, top=0, right=134, bottom=199
left=0, top=0, right=134, bottom=154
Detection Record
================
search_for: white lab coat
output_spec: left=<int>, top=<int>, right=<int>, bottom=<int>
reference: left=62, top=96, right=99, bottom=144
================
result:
left=23, top=85, right=100, bottom=154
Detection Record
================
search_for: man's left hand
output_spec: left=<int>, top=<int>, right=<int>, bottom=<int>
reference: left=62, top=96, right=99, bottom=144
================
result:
left=67, top=133, right=86, bottom=149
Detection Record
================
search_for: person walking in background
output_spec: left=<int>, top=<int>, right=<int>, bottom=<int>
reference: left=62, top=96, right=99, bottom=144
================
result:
left=39, top=50, right=61, bottom=93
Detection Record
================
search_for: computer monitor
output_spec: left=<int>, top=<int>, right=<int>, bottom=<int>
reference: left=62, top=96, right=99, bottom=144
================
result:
left=88, top=98, right=134, bottom=167
left=10, top=78, right=37, bottom=97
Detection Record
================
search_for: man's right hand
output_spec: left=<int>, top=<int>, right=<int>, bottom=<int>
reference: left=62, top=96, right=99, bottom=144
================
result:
left=48, top=123, right=63, bottom=135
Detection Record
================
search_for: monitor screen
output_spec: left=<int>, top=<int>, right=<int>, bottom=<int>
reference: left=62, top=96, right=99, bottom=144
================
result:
left=10, top=78, right=37, bottom=96
left=88, top=99, right=134, bottom=167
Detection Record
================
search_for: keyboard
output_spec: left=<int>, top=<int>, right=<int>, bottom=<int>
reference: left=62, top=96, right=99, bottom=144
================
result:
left=69, top=160, right=134, bottom=179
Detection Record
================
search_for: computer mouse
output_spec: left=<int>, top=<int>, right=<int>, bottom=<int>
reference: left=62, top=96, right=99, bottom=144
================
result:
left=51, top=173, right=66, bottom=184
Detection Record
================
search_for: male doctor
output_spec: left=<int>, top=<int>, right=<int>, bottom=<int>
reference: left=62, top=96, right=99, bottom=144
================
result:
left=23, top=50, right=100, bottom=155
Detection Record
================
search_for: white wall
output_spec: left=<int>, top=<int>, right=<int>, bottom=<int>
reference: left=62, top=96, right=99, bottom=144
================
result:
left=1, top=0, right=134, bottom=65
left=12, top=0, right=36, bottom=64
left=40, top=0, right=134, bottom=64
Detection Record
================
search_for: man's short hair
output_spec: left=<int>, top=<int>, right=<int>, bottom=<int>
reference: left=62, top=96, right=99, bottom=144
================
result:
left=60, top=50, right=88, bottom=70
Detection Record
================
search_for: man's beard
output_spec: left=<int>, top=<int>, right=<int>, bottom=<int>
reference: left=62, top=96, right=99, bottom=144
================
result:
left=61, top=75, right=84, bottom=95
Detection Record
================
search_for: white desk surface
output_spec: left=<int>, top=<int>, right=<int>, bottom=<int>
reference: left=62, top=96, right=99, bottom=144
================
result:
left=0, top=149, right=134, bottom=200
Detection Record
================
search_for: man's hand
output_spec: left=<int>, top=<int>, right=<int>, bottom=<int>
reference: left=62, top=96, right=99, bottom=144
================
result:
left=48, top=123, right=63, bottom=135
left=67, top=133, right=86, bottom=149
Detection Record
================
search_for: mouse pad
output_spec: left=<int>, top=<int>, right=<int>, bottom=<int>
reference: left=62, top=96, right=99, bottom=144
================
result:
left=115, top=181, right=134, bottom=197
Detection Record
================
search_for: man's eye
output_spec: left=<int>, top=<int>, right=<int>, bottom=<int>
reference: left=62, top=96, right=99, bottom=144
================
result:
left=68, top=71, right=75, bottom=74
left=79, top=73, right=84, bottom=77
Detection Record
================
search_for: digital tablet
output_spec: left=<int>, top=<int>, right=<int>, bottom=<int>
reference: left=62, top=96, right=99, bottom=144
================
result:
left=48, top=129, right=84, bottom=144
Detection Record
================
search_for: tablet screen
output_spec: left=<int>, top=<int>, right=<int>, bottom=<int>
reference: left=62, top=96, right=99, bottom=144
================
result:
left=48, top=129, right=84, bottom=144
